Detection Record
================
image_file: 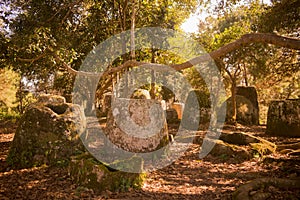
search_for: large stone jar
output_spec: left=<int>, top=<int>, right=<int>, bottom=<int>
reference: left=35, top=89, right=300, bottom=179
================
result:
left=105, top=98, right=169, bottom=153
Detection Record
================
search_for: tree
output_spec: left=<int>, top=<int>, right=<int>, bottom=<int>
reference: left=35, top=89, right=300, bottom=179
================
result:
left=4, top=0, right=197, bottom=99
left=2, top=0, right=300, bottom=122
left=0, top=67, right=19, bottom=117
left=257, top=0, right=300, bottom=33
left=193, top=0, right=300, bottom=123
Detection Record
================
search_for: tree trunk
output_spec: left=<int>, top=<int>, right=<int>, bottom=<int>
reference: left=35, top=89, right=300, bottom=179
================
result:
left=17, top=80, right=24, bottom=114
left=130, top=0, right=136, bottom=60
left=150, top=48, right=156, bottom=99
left=243, top=63, right=248, bottom=86
left=119, top=0, right=129, bottom=97
left=231, top=80, right=237, bottom=124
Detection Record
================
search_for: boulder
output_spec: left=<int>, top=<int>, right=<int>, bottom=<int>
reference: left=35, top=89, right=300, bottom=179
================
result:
left=266, top=99, right=300, bottom=137
left=220, top=132, right=276, bottom=156
left=220, top=132, right=260, bottom=145
left=7, top=94, right=86, bottom=168
left=204, top=138, right=252, bottom=161
left=105, top=98, right=169, bottom=153
left=202, top=132, right=276, bottom=161
left=180, top=90, right=212, bottom=129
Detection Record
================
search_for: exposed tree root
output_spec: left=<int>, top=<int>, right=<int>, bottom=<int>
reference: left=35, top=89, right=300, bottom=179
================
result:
left=276, top=142, right=300, bottom=156
left=277, top=142, right=300, bottom=151
left=233, top=178, right=300, bottom=200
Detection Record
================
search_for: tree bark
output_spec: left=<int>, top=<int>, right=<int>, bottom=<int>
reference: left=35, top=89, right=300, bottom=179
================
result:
left=130, top=0, right=136, bottom=60
left=230, top=80, right=237, bottom=124
left=150, top=48, right=156, bottom=99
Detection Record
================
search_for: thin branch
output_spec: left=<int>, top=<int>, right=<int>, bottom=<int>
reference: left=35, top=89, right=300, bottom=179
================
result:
left=46, top=0, right=82, bottom=23
left=53, top=54, right=100, bottom=77
left=17, top=51, right=48, bottom=63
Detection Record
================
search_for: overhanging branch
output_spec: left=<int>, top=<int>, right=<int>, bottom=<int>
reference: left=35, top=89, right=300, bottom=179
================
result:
left=172, top=33, right=300, bottom=71
left=17, top=33, right=300, bottom=77
left=102, top=33, right=300, bottom=76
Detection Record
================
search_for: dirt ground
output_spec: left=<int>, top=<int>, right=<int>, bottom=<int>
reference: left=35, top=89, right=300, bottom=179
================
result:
left=0, top=119, right=299, bottom=200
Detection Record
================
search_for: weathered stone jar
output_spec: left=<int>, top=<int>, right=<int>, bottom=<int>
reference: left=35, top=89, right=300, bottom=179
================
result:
left=105, top=98, right=169, bottom=153
left=266, top=99, right=300, bottom=137
left=7, top=94, right=86, bottom=168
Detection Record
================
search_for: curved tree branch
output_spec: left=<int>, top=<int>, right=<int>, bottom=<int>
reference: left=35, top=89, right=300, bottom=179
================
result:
left=172, top=33, right=300, bottom=71
left=102, top=33, right=300, bottom=76
left=17, top=33, right=300, bottom=77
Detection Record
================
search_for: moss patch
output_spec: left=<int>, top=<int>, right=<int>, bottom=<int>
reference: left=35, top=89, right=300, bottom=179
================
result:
left=68, top=154, right=146, bottom=193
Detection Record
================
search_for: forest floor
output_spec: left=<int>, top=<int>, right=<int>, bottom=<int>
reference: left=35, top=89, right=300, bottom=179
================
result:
left=0, top=119, right=300, bottom=200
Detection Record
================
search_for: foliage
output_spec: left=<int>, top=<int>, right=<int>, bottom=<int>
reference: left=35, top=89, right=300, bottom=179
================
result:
left=0, top=67, right=20, bottom=118
left=257, top=0, right=300, bottom=33
left=0, top=0, right=299, bottom=122
left=193, top=0, right=300, bottom=123
left=2, top=0, right=197, bottom=97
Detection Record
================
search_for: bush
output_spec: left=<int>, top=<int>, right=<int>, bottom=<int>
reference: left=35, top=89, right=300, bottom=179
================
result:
left=0, top=110, right=20, bottom=121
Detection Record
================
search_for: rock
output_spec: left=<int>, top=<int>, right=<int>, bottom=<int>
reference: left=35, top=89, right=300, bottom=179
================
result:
left=203, top=132, right=276, bottom=161
left=37, top=94, right=66, bottom=104
left=7, top=95, right=86, bottom=168
left=226, top=95, right=258, bottom=125
left=180, top=90, right=213, bottom=129
left=220, top=132, right=260, bottom=145
left=223, top=86, right=260, bottom=125
left=68, top=153, right=145, bottom=193
left=219, top=132, right=276, bottom=156
left=204, top=138, right=252, bottom=161
left=181, top=90, right=201, bottom=130
left=266, top=99, right=300, bottom=137
left=105, top=98, right=169, bottom=153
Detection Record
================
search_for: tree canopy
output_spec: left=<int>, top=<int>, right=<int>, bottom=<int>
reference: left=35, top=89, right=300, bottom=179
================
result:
left=0, top=0, right=299, bottom=122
